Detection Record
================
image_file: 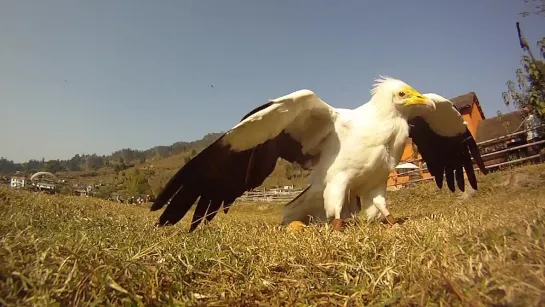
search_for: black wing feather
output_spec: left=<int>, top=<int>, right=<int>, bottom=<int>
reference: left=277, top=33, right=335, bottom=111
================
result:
left=408, top=116, right=488, bottom=192
left=150, top=102, right=319, bottom=232
left=204, top=199, right=222, bottom=224
left=190, top=195, right=211, bottom=232
left=455, top=165, right=465, bottom=192
left=461, top=148, right=478, bottom=190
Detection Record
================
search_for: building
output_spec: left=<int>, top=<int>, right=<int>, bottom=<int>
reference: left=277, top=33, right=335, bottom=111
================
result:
left=74, top=189, right=89, bottom=197
left=10, top=175, right=26, bottom=188
left=450, top=92, right=486, bottom=136
left=474, top=110, right=531, bottom=169
left=269, top=185, right=297, bottom=194
left=35, top=182, right=57, bottom=194
left=387, top=92, right=486, bottom=188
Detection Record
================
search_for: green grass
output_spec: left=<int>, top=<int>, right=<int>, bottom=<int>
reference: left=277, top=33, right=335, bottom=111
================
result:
left=1, top=164, right=545, bottom=306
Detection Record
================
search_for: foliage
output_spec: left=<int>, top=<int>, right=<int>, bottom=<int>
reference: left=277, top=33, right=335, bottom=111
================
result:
left=0, top=130, right=308, bottom=192
left=40, top=159, right=65, bottom=173
left=521, top=0, right=545, bottom=17
left=0, top=133, right=224, bottom=175
left=113, top=162, right=129, bottom=174
left=285, top=162, right=308, bottom=181
left=94, top=185, right=117, bottom=199
left=1, top=164, right=545, bottom=305
left=56, top=183, right=74, bottom=195
left=503, top=37, right=545, bottom=119
left=125, top=169, right=151, bottom=195
left=0, top=158, right=21, bottom=174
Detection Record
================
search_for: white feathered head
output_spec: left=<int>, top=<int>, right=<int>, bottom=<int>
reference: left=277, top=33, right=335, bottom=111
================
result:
left=370, top=76, right=436, bottom=114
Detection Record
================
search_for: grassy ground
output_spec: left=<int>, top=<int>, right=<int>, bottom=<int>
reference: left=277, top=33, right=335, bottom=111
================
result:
left=1, top=164, right=545, bottom=306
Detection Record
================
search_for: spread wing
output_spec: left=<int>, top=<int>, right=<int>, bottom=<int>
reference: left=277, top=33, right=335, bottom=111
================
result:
left=150, top=89, right=337, bottom=232
left=407, top=93, right=488, bottom=192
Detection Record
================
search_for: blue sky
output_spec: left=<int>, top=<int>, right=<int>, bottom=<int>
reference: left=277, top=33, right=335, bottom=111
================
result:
left=1, top=0, right=544, bottom=162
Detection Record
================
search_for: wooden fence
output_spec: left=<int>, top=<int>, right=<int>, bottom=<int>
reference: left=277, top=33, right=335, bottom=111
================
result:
left=237, top=125, right=544, bottom=202
left=237, top=189, right=303, bottom=203
left=387, top=125, right=545, bottom=188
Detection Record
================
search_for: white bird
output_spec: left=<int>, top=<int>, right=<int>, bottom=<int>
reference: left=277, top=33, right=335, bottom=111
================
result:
left=150, top=76, right=488, bottom=232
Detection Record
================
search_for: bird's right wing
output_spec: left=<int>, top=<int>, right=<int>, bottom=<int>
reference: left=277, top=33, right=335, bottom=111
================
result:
left=408, top=93, right=488, bottom=192
left=151, top=89, right=338, bottom=232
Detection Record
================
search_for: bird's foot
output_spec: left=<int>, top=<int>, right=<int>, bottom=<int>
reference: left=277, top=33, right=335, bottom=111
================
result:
left=380, top=215, right=409, bottom=227
left=330, top=219, right=345, bottom=231
left=385, top=214, right=397, bottom=225
left=287, top=221, right=307, bottom=232
left=378, top=214, right=398, bottom=226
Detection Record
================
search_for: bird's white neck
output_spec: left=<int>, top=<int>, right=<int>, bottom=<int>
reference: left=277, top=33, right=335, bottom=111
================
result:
left=358, top=94, right=405, bottom=120
left=353, top=94, right=410, bottom=166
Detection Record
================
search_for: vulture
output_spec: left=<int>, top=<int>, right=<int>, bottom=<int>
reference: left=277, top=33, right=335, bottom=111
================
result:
left=150, top=76, right=488, bottom=232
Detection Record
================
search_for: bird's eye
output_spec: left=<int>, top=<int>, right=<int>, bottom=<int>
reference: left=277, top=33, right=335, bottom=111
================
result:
left=398, top=91, right=406, bottom=97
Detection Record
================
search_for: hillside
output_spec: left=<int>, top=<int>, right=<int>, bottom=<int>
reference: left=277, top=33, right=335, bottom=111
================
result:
left=0, top=132, right=225, bottom=174
left=56, top=149, right=309, bottom=198
left=1, top=163, right=544, bottom=305
left=0, top=131, right=310, bottom=197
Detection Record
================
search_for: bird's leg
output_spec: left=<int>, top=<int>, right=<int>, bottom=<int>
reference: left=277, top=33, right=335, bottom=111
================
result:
left=330, top=218, right=344, bottom=231
left=340, top=190, right=362, bottom=224
left=324, top=175, right=349, bottom=231
left=371, top=189, right=397, bottom=225
left=364, top=201, right=381, bottom=222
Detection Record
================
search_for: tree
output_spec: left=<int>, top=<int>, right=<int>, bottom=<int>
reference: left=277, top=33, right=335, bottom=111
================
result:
left=125, top=169, right=151, bottom=195
left=113, top=162, right=128, bottom=175
left=41, top=160, right=65, bottom=173
left=24, top=159, right=41, bottom=172
left=508, top=2, right=545, bottom=117
left=0, top=158, right=22, bottom=173
left=82, top=154, right=104, bottom=171
left=68, top=154, right=82, bottom=171
left=521, top=0, right=545, bottom=17
left=503, top=39, right=545, bottom=120
left=95, top=185, right=116, bottom=199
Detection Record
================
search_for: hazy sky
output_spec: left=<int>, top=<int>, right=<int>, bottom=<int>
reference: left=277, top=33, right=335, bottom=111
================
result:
left=1, top=0, right=544, bottom=162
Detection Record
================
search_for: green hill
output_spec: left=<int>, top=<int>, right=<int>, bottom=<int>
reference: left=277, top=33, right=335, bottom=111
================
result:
left=1, top=131, right=309, bottom=197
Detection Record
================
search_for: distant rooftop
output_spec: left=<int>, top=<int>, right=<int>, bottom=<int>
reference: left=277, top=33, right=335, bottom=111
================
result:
left=450, top=92, right=486, bottom=119
left=475, top=110, right=526, bottom=143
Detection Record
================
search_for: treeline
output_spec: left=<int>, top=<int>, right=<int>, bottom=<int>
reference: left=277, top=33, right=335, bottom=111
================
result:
left=0, top=132, right=223, bottom=174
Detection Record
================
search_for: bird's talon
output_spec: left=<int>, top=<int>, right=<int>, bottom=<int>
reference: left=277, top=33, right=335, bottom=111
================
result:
left=385, top=214, right=397, bottom=225
left=330, top=219, right=345, bottom=231
left=287, top=221, right=306, bottom=232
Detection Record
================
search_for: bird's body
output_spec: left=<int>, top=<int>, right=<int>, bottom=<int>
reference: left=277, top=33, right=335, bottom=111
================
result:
left=281, top=88, right=415, bottom=225
left=151, top=77, right=487, bottom=232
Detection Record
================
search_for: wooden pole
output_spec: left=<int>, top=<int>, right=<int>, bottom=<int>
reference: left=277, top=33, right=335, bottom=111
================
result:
left=517, top=22, right=545, bottom=80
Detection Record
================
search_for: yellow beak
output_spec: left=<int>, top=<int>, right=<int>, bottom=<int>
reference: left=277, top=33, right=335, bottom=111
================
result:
left=403, top=88, right=435, bottom=109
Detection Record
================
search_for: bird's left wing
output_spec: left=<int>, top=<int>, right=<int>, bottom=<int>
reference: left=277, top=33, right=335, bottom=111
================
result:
left=407, top=93, right=488, bottom=192
left=150, top=89, right=337, bottom=232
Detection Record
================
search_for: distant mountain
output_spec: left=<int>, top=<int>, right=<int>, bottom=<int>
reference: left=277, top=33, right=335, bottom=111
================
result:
left=109, top=132, right=224, bottom=164
left=0, top=132, right=224, bottom=175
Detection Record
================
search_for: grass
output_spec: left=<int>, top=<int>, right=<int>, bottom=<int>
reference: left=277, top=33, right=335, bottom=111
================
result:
left=1, top=164, right=545, bottom=306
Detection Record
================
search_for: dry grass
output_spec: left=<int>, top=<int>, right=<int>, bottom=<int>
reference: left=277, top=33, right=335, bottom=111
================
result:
left=1, top=164, right=545, bottom=306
